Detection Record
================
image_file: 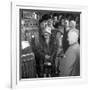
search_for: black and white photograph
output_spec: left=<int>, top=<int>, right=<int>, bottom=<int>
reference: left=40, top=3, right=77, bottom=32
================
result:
left=0, top=0, right=89, bottom=89
left=20, top=8, right=80, bottom=79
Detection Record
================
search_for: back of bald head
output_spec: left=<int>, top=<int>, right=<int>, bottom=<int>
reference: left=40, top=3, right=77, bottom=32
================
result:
left=68, top=30, right=79, bottom=45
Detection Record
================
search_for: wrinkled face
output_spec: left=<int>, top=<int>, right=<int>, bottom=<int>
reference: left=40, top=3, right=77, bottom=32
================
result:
left=43, top=32, right=50, bottom=39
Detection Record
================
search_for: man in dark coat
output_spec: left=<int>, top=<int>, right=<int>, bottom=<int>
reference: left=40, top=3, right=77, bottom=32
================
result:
left=59, top=30, right=80, bottom=76
left=32, top=26, right=57, bottom=77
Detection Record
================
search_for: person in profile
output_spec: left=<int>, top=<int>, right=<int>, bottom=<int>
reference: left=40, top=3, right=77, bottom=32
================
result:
left=59, top=30, right=80, bottom=76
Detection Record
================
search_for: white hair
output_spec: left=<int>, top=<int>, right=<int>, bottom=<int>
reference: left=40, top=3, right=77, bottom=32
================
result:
left=68, top=30, right=79, bottom=45
left=70, top=20, right=76, bottom=27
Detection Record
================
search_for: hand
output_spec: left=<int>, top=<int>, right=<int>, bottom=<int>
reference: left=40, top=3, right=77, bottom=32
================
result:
left=45, top=55, right=50, bottom=59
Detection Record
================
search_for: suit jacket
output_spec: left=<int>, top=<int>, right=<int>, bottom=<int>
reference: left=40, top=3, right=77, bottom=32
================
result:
left=59, top=43, right=80, bottom=76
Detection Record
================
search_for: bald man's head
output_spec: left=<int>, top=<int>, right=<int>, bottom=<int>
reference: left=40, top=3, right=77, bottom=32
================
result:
left=67, top=30, right=79, bottom=45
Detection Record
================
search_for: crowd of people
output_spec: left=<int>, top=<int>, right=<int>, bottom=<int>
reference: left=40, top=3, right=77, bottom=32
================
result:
left=21, top=12, right=80, bottom=78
